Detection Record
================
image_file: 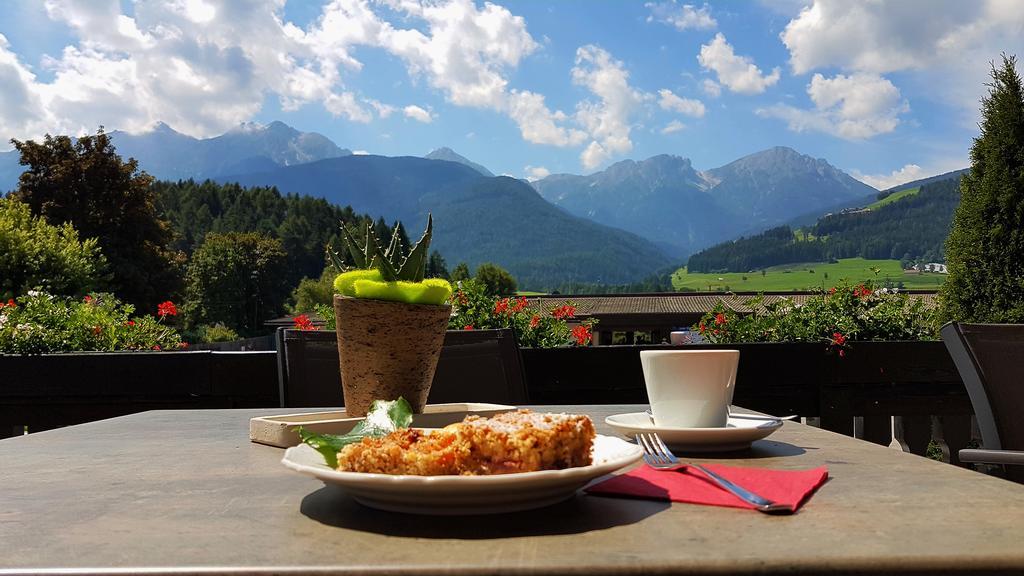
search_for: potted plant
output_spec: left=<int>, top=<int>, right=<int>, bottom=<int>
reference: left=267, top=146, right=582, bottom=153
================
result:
left=328, top=215, right=452, bottom=416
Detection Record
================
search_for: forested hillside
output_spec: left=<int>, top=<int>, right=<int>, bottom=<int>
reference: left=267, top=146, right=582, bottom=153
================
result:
left=153, top=179, right=399, bottom=290
left=686, top=176, right=961, bottom=272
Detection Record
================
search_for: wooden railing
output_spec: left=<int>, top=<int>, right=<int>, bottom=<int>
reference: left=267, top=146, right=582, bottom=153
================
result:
left=521, top=341, right=979, bottom=467
left=1, top=341, right=981, bottom=471
left=0, top=350, right=278, bottom=438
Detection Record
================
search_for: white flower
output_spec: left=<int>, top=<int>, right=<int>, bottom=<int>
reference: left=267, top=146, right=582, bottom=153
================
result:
left=27, top=290, right=39, bottom=297
left=0, top=313, right=6, bottom=328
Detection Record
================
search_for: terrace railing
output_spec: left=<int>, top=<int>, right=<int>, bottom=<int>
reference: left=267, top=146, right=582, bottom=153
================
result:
left=1, top=341, right=980, bottom=472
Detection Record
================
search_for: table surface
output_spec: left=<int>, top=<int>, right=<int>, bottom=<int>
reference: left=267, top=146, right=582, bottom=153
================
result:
left=2, top=405, right=1024, bottom=576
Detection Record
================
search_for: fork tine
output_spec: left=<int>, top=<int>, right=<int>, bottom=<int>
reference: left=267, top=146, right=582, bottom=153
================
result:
left=652, top=433, right=679, bottom=464
left=635, top=433, right=663, bottom=465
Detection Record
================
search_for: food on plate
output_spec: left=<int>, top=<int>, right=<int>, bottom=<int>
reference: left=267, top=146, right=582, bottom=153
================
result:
left=336, top=409, right=595, bottom=475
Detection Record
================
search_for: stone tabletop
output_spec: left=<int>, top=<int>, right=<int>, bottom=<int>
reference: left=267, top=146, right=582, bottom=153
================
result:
left=2, top=405, right=1024, bottom=575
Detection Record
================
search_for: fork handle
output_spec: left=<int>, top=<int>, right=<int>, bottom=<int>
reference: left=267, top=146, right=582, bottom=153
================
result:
left=691, top=464, right=774, bottom=507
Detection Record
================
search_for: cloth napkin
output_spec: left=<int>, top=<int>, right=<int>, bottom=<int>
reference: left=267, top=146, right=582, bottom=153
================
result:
left=585, top=463, right=828, bottom=511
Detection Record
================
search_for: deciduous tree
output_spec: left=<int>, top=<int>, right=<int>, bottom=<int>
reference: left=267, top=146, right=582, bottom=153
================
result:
left=183, top=232, right=289, bottom=335
left=10, top=129, right=182, bottom=312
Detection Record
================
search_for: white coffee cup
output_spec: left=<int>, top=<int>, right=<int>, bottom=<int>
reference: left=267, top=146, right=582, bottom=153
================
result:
left=640, top=349, right=739, bottom=428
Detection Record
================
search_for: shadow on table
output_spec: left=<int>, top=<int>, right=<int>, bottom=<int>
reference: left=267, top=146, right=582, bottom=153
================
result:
left=300, top=485, right=669, bottom=538
left=673, top=440, right=807, bottom=460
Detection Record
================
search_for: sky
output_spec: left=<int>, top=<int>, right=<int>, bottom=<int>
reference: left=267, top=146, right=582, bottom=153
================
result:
left=1, top=0, right=1022, bottom=189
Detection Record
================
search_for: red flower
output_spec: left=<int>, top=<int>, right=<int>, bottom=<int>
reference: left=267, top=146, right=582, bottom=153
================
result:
left=832, top=331, right=847, bottom=346
left=828, top=287, right=837, bottom=295
left=83, top=295, right=93, bottom=304
left=853, top=285, right=872, bottom=298
left=714, top=313, right=727, bottom=326
left=512, top=296, right=528, bottom=313
left=157, top=301, right=177, bottom=317
left=494, top=298, right=510, bottom=315
left=464, top=325, right=475, bottom=330
left=572, top=324, right=592, bottom=346
left=839, top=349, right=846, bottom=358
left=92, top=325, right=102, bottom=336
left=5, top=298, right=15, bottom=308
left=125, top=320, right=136, bottom=327
left=698, top=321, right=706, bottom=334
left=552, top=304, right=576, bottom=319
left=178, top=342, right=189, bottom=349
left=293, top=314, right=317, bottom=331
left=152, top=345, right=162, bottom=351
left=530, top=315, right=540, bottom=328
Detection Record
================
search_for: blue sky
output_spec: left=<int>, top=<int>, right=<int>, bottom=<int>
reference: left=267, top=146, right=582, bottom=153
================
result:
left=2, top=1, right=1022, bottom=188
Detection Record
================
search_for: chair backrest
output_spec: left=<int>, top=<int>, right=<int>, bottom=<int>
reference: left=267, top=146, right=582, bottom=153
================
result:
left=941, top=322, right=1024, bottom=453
left=276, top=328, right=528, bottom=408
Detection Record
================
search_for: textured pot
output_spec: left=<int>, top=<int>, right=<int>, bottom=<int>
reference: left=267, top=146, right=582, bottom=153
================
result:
left=333, top=294, right=452, bottom=416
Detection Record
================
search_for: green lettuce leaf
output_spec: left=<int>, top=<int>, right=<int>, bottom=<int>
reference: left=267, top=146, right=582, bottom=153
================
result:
left=296, top=397, right=414, bottom=468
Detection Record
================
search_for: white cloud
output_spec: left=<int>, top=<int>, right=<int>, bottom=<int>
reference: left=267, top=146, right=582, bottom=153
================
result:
left=572, top=45, right=647, bottom=169
left=507, top=89, right=587, bottom=146
left=352, top=149, right=370, bottom=155
left=757, top=72, right=908, bottom=139
left=524, top=165, right=550, bottom=181
left=661, top=120, right=686, bottom=134
left=779, top=0, right=1024, bottom=119
left=657, top=89, right=705, bottom=117
left=0, top=0, right=545, bottom=142
left=698, top=33, right=780, bottom=94
left=402, top=104, right=433, bottom=123
left=851, top=164, right=924, bottom=190
left=373, top=0, right=539, bottom=109
left=701, top=78, right=721, bottom=97
left=645, top=1, right=716, bottom=30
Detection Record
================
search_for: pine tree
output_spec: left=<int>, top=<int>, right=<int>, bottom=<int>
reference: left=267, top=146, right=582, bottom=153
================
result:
left=941, top=55, right=1024, bottom=322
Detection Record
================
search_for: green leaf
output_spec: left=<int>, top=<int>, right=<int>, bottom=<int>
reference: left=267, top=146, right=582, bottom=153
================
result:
left=384, top=224, right=402, bottom=266
left=399, top=214, right=432, bottom=282
left=339, top=222, right=366, bottom=269
left=296, top=397, right=414, bottom=468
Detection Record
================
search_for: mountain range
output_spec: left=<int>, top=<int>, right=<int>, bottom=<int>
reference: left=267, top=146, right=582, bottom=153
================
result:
left=0, top=121, right=350, bottom=190
left=531, top=147, right=877, bottom=257
left=4, top=119, right=949, bottom=289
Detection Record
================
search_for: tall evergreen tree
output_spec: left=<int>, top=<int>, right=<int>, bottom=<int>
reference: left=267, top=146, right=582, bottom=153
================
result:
left=941, top=55, right=1024, bottom=322
left=11, top=129, right=183, bottom=313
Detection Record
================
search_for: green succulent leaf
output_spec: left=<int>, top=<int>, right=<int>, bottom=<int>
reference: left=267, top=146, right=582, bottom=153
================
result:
left=399, top=214, right=432, bottom=282
left=338, top=222, right=366, bottom=269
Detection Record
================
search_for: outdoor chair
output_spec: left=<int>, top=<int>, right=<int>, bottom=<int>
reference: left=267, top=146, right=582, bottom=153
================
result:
left=941, top=321, right=1024, bottom=483
left=276, top=328, right=528, bottom=408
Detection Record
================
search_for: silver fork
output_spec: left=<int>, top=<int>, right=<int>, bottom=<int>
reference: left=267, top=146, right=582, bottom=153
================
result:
left=635, top=433, right=794, bottom=515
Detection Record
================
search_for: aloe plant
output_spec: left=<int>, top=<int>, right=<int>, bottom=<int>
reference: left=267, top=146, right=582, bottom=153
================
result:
left=329, top=214, right=451, bottom=305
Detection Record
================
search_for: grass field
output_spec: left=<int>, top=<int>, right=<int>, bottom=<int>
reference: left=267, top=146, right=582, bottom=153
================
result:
left=671, top=257, right=946, bottom=292
left=865, top=187, right=920, bottom=210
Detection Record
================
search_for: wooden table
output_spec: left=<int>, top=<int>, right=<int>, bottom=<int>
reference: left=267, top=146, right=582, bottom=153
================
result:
left=2, top=405, right=1024, bottom=575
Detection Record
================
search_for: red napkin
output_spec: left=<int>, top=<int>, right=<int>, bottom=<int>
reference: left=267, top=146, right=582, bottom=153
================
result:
left=585, top=463, right=828, bottom=511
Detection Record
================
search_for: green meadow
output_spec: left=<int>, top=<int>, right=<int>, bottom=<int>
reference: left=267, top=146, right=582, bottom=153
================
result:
left=865, top=187, right=921, bottom=210
left=671, top=257, right=946, bottom=292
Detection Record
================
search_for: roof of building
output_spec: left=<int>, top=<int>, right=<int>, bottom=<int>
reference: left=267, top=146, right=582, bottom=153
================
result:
left=530, top=290, right=938, bottom=317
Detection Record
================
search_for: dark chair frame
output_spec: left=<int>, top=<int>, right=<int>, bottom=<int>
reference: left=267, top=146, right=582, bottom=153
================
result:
left=941, top=321, right=1024, bottom=481
left=276, top=327, right=528, bottom=408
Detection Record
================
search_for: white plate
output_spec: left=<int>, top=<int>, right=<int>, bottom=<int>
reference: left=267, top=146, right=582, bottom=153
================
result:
left=604, top=412, right=784, bottom=453
left=281, top=434, right=642, bottom=515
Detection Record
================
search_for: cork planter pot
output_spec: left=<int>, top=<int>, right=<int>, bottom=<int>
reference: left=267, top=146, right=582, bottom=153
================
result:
left=333, top=294, right=452, bottom=416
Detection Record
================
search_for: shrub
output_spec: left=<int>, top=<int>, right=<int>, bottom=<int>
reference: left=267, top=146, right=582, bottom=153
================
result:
left=0, top=198, right=107, bottom=299
left=0, top=291, right=185, bottom=354
left=693, top=281, right=938, bottom=354
left=196, top=323, right=240, bottom=343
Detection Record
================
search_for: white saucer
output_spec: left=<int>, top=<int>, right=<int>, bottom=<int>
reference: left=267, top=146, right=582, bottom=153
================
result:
left=604, top=412, right=784, bottom=453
